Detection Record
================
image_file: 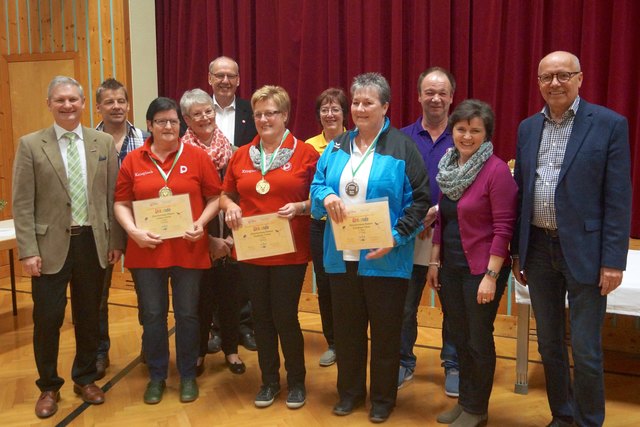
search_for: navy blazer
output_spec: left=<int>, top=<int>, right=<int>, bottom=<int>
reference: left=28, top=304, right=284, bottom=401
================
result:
left=513, top=99, right=631, bottom=284
left=234, top=97, right=257, bottom=147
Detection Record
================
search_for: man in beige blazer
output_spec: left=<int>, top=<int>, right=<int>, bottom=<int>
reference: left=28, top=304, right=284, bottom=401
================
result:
left=12, top=76, right=125, bottom=419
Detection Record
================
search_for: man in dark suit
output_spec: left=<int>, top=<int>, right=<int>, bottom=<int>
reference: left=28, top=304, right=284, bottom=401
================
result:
left=12, top=76, right=125, bottom=418
left=208, top=56, right=258, bottom=351
left=208, top=56, right=257, bottom=147
left=512, top=51, right=631, bottom=427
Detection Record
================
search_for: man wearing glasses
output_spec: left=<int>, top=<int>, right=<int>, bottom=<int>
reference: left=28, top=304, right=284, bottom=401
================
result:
left=208, top=56, right=257, bottom=148
left=208, top=56, right=258, bottom=353
left=512, top=51, right=631, bottom=427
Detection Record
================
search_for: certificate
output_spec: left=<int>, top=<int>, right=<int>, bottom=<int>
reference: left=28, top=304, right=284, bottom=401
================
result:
left=232, top=213, right=296, bottom=261
left=331, top=200, right=394, bottom=251
left=132, top=194, right=193, bottom=240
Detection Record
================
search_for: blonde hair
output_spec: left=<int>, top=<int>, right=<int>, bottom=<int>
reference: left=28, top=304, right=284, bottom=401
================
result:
left=251, top=85, right=291, bottom=117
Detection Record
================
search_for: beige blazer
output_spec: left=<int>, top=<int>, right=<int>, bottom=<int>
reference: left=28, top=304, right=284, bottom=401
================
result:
left=12, top=126, right=125, bottom=274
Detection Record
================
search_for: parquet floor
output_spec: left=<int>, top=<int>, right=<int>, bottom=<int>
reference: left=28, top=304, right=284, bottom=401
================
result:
left=1, top=276, right=639, bottom=427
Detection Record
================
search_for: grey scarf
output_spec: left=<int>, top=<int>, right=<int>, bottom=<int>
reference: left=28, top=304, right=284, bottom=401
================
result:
left=249, top=137, right=297, bottom=171
left=437, top=142, right=493, bottom=201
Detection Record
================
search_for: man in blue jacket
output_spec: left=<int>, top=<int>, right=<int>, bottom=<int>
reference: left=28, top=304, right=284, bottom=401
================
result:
left=512, top=51, right=631, bottom=427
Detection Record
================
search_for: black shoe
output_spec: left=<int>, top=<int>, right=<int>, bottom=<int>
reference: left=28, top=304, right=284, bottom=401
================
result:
left=333, top=396, right=365, bottom=416
left=95, top=355, right=110, bottom=380
left=240, top=333, right=257, bottom=351
left=254, top=383, right=280, bottom=408
left=369, top=405, right=392, bottom=423
left=547, top=418, right=575, bottom=427
left=286, top=384, right=306, bottom=409
left=226, top=358, right=246, bottom=375
left=207, top=334, right=222, bottom=354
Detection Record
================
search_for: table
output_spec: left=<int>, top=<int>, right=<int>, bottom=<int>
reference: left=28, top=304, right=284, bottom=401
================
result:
left=0, top=219, right=17, bottom=315
left=514, top=250, right=640, bottom=394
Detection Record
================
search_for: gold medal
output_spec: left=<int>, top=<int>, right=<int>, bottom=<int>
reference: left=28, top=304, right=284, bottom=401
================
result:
left=345, top=181, right=359, bottom=197
left=159, top=186, right=173, bottom=197
left=256, top=178, right=270, bottom=195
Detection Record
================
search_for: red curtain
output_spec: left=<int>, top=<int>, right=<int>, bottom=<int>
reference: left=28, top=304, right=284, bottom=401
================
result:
left=156, top=0, right=640, bottom=236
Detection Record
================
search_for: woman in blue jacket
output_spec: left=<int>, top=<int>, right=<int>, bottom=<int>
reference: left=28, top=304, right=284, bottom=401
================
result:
left=311, top=72, right=430, bottom=423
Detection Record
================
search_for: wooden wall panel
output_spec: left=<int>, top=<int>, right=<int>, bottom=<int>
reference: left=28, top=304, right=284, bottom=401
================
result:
left=0, top=0, right=133, bottom=275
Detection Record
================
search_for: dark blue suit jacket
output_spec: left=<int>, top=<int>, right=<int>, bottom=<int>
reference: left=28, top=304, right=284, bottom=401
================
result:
left=513, top=98, right=631, bottom=284
left=234, top=97, right=257, bottom=147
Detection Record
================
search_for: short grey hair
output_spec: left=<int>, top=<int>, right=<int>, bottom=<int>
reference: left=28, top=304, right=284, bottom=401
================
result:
left=351, top=72, right=390, bottom=105
left=180, top=88, right=214, bottom=116
left=48, top=76, right=84, bottom=99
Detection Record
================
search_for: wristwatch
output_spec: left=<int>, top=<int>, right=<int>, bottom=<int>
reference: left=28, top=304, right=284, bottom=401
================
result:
left=485, top=269, right=499, bottom=279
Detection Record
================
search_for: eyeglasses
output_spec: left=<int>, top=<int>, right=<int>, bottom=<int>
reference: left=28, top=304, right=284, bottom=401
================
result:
left=320, top=107, right=342, bottom=116
left=189, top=108, right=215, bottom=121
left=211, top=72, right=239, bottom=81
left=253, top=110, right=281, bottom=120
left=153, top=119, right=180, bottom=127
left=537, top=71, right=581, bottom=84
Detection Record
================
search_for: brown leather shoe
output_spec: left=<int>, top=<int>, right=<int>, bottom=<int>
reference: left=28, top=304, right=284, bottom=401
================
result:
left=35, top=390, right=60, bottom=418
left=73, top=383, right=105, bottom=404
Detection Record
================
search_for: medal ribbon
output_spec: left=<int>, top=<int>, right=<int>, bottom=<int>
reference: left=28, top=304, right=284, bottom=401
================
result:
left=349, top=118, right=388, bottom=179
left=148, top=142, right=184, bottom=188
left=259, top=129, right=290, bottom=178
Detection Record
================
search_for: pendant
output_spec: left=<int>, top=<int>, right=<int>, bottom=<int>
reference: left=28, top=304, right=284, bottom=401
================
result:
left=158, top=186, right=173, bottom=197
left=256, top=178, right=270, bottom=195
left=345, top=180, right=359, bottom=197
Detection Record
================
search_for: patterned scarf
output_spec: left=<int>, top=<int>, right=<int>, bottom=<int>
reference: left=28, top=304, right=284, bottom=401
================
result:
left=181, top=127, right=232, bottom=170
left=437, top=141, right=493, bottom=201
left=249, top=130, right=297, bottom=171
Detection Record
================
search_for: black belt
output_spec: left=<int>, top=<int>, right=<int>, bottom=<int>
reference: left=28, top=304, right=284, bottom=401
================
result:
left=533, top=225, right=559, bottom=238
left=69, top=225, right=92, bottom=236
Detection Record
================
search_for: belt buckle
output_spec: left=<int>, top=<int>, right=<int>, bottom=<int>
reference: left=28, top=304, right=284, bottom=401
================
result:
left=70, top=226, right=83, bottom=236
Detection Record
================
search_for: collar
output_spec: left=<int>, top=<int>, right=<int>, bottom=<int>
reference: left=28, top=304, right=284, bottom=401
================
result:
left=213, top=95, right=236, bottom=111
left=54, top=123, right=83, bottom=141
left=96, top=120, right=134, bottom=135
left=541, top=96, right=581, bottom=121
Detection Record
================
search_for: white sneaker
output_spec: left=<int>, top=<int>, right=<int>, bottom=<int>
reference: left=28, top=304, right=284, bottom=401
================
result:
left=319, top=348, right=336, bottom=366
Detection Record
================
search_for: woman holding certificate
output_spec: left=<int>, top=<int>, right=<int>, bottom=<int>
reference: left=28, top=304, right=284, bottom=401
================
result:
left=220, top=86, right=319, bottom=409
left=114, top=97, right=222, bottom=404
left=179, top=89, right=246, bottom=376
left=427, top=100, right=517, bottom=427
left=310, top=73, right=430, bottom=423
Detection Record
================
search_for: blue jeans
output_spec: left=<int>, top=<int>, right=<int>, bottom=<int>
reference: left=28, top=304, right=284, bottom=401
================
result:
left=438, top=264, right=508, bottom=415
left=130, top=267, right=203, bottom=381
left=399, top=264, right=459, bottom=370
left=525, top=227, right=607, bottom=427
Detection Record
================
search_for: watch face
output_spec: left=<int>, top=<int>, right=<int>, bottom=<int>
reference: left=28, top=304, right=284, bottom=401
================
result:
left=486, top=269, right=499, bottom=278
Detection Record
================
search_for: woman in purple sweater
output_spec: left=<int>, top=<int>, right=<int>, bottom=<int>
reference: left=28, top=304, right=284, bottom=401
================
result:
left=426, top=99, right=517, bottom=427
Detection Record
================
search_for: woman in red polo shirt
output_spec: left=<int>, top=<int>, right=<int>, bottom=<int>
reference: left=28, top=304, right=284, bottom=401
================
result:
left=114, top=97, right=221, bottom=405
left=220, top=85, right=319, bottom=410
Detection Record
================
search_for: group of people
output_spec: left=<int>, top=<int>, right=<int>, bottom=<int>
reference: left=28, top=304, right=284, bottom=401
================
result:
left=13, top=50, right=630, bottom=427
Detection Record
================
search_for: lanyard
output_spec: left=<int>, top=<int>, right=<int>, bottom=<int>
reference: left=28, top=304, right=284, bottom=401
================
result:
left=259, top=129, right=290, bottom=176
left=148, top=142, right=184, bottom=186
left=349, top=121, right=386, bottom=178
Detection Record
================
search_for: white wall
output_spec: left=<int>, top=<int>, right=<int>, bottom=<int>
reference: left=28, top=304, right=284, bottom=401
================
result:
left=128, top=0, right=158, bottom=130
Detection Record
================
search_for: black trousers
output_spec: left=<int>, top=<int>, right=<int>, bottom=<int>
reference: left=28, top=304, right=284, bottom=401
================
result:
left=32, top=229, right=106, bottom=391
left=239, top=262, right=307, bottom=387
left=438, top=264, right=508, bottom=414
left=198, top=260, right=241, bottom=357
left=310, top=219, right=334, bottom=347
left=330, top=262, right=408, bottom=411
